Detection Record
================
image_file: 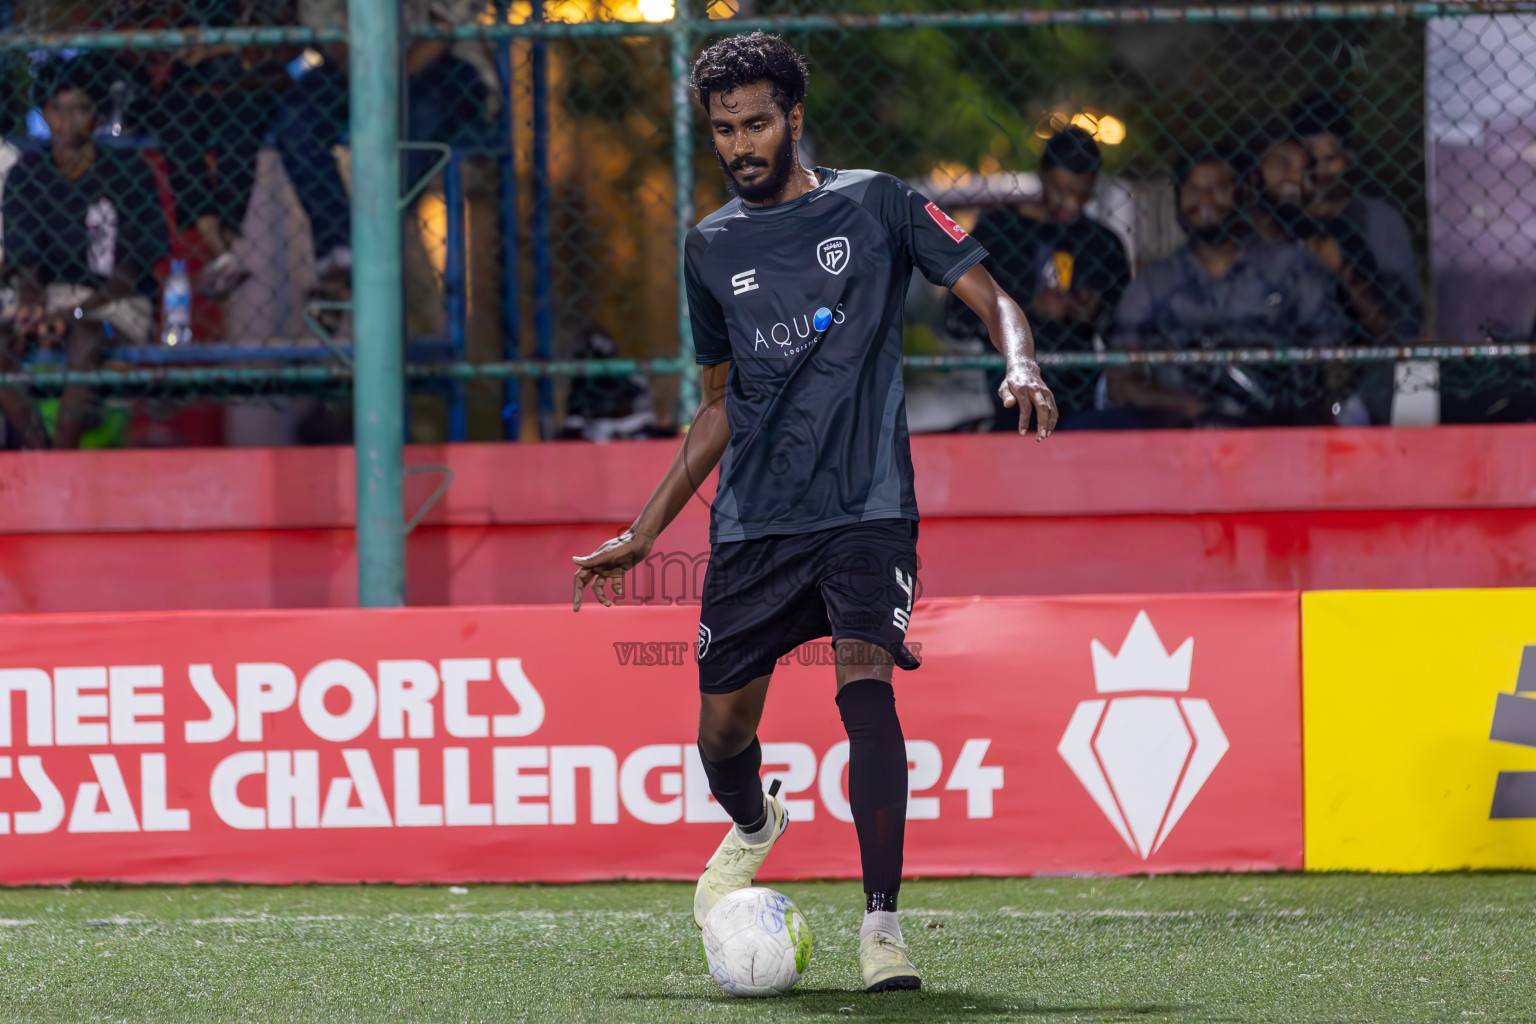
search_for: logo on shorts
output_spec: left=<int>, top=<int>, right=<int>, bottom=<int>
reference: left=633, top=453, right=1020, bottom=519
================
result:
left=698, top=623, right=712, bottom=662
left=816, top=236, right=850, bottom=275
left=1058, top=611, right=1229, bottom=860
left=892, top=566, right=916, bottom=633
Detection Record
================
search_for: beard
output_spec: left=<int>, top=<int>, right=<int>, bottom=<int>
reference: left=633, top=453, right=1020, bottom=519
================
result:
left=1311, top=175, right=1351, bottom=211
left=1179, top=210, right=1240, bottom=245
left=1257, top=191, right=1315, bottom=238
left=716, top=130, right=797, bottom=204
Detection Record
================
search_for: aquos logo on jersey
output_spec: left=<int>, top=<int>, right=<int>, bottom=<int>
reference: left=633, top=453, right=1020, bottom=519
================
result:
left=1058, top=611, right=1230, bottom=860
left=750, top=303, right=846, bottom=353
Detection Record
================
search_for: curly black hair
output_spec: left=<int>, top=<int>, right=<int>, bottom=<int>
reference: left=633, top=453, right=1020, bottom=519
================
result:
left=30, top=53, right=110, bottom=109
left=690, top=32, right=808, bottom=118
left=1041, top=126, right=1102, bottom=176
left=1290, top=93, right=1354, bottom=140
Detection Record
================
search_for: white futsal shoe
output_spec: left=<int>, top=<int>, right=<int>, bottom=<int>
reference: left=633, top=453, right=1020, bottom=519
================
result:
left=859, top=929, right=923, bottom=992
left=692, top=782, right=790, bottom=928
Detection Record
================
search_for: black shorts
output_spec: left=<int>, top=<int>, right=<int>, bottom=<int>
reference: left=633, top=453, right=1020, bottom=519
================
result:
left=696, top=517, right=921, bottom=694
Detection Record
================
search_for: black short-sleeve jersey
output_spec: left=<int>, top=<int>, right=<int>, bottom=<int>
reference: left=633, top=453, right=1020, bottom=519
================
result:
left=684, top=167, right=987, bottom=544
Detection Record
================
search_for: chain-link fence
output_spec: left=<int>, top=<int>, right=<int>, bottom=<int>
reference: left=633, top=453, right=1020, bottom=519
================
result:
left=1, top=2, right=1534, bottom=447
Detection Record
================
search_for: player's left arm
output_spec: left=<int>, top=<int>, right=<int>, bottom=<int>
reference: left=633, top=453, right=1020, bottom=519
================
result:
left=951, top=263, right=1058, bottom=440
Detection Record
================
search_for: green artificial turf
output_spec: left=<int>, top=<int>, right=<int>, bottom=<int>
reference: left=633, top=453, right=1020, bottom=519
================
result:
left=0, top=875, right=1532, bottom=1022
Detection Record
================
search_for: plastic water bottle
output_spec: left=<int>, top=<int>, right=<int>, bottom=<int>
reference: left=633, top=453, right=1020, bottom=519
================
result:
left=162, top=259, right=192, bottom=347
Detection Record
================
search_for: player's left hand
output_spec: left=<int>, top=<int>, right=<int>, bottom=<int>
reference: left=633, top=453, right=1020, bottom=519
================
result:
left=571, top=528, right=654, bottom=611
left=999, top=359, right=1058, bottom=441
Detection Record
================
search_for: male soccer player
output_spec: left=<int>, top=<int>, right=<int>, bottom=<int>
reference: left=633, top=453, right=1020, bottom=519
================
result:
left=571, top=32, right=1055, bottom=992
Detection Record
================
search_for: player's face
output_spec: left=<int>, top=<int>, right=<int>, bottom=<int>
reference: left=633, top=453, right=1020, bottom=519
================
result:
left=1040, top=166, right=1094, bottom=225
left=43, top=89, right=97, bottom=151
left=1178, top=160, right=1237, bottom=242
left=708, top=81, right=801, bottom=203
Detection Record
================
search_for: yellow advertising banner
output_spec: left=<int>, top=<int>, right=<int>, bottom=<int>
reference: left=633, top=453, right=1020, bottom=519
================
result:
left=1303, top=589, right=1536, bottom=871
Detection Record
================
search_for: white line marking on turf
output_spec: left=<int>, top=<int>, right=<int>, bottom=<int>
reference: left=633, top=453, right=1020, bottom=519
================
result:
left=38, top=905, right=1338, bottom=930
left=166, top=910, right=666, bottom=926
left=995, top=908, right=1310, bottom=919
left=0, top=919, right=36, bottom=927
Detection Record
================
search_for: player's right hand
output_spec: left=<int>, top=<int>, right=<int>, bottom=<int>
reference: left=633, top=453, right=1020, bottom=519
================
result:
left=571, top=528, right=654, bottom=611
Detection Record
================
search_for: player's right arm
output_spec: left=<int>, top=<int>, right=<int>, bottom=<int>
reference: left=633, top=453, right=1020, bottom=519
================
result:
left=570, top=361, right=730, bottom=611
left=573, top=226, right=733, bottom=611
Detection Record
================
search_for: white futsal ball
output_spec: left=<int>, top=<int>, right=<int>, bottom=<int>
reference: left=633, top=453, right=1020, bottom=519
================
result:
left=701, top=887, right=812, bottom=997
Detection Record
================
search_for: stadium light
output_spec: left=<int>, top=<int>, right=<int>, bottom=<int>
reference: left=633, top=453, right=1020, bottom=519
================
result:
left=639, top=0, right=675, bottom=20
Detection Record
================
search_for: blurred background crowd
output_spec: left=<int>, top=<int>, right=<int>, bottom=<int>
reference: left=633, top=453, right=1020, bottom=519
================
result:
left=0, top=1, right=1532, bottom=448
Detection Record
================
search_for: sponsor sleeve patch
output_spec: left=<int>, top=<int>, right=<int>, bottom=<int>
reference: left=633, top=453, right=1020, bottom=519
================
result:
left=925, top=201, right=969, bottom=243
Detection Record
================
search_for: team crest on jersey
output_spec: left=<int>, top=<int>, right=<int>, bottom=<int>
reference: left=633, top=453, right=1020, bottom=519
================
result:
left=816, top=236, right=850, bottom=275
left=698, top=623, right=712, bottom=661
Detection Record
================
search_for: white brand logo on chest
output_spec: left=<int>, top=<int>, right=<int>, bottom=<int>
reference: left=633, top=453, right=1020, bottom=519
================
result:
left=731, top=269, right=759, bottom=296
left=816, top=236, right=850, bottom=276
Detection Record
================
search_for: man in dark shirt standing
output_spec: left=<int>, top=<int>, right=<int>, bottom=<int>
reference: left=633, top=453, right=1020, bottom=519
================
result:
left=946, top=126, right=1130, bottom=424
left=1, top=56, right=165, bottom=448
left=569, top=33, right=1055, bottom=993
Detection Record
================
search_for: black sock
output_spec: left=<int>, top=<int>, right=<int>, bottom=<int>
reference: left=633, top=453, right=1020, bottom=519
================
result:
left=837, top=678, right=907, bottom=901
left=698, top=737, right=766, bottom=828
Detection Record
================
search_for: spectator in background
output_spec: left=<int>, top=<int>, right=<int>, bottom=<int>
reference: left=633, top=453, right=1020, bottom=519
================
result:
left=945, top=126, right=1129, bottom=425
left=558, top=327, right=660, bottom=442
left=1291, top=94, right=1423, bottom=337
left=0, top=56, right=166, bottom=449
left=151, top=0, right=286, bottom=297
left=1245, top=120, right=1395, bottom=422
left=1094, top=148, right=1350, bottom=429
left=1247, top=122, right=1392, bottom=340
left=273, top=0, right=500, bottom=320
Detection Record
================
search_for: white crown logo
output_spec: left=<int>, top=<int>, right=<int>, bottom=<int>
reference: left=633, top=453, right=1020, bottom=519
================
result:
left=1089, top=610, right=1193, bottom=693
left=1059, top=610, right=1228, bottom=859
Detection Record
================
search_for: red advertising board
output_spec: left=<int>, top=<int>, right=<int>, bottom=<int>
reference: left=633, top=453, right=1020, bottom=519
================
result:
left=0, top=594, right=1300, bottom=884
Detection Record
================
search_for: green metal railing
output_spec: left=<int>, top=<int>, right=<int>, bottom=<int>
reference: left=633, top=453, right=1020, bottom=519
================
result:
left=5, top=345, right=1532, bottom=396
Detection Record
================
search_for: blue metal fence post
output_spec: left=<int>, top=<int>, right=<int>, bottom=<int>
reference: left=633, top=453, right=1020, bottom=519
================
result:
left=350, top=0, right=406, bottom=607
left=531, top=0, right=555, bottom=439
left=444, top=150, right=468, bottom=442
left=495, top=0, right=522, bottom=441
